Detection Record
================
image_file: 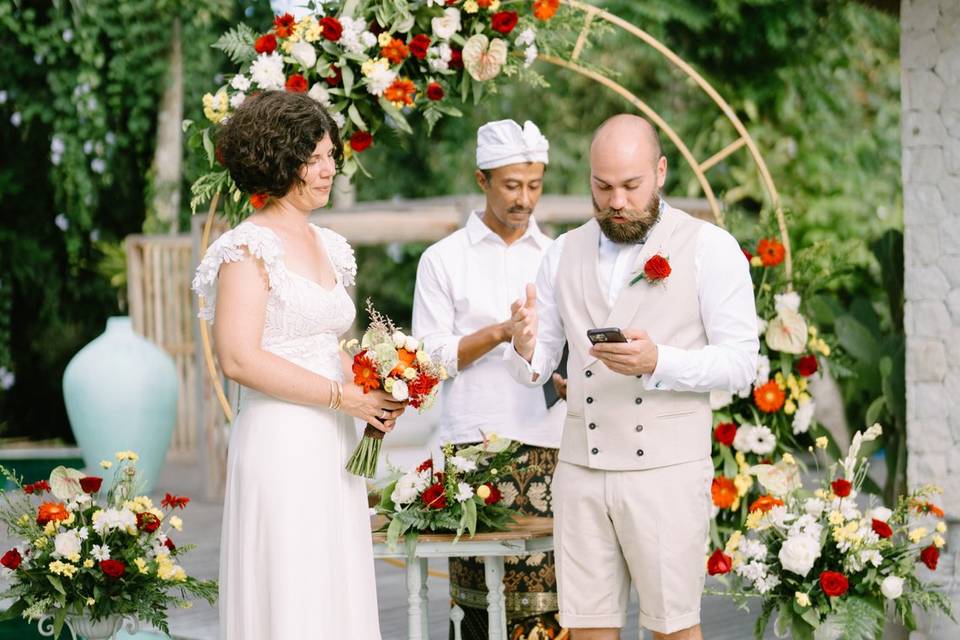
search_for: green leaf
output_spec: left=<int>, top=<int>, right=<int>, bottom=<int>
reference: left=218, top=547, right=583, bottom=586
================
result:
left=53, top=607, right=66, bottom=639
left=433, top=102, right=463, bottom=118
left=212, top=24, right=257, bottom=65
left=202, top=128, right=215, bottom=168
left=818, top=596, right=885, bottom=640
left=386, top=516, right=404, bottom=550
left=0, top=599, right=26, bottom=621
left=463, top=497, right=477, bottom=538
left=341, top=60, right=355, bottom=96
left=864, top=396, right=887, bottom=426
left=47, top=574, right=66, bottom=596
left=347, top=103, right=366, bottom=131
left=377, top=97, right=413, bottom=134
left=835, top=315, right=879, bottom=363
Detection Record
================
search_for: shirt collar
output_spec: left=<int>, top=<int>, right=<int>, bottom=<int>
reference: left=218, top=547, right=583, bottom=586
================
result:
left=466, top=210, right=550, bottom=249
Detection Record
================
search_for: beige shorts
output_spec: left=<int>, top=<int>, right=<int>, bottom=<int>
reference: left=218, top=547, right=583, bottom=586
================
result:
left=553, top=457, right=714, bottom=634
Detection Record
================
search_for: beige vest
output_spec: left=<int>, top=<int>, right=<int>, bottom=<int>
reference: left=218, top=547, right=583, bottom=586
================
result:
left=555, top=204, right=712, bottom=470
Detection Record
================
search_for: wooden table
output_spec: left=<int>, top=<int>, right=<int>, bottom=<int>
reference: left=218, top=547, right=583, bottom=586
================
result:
left=372, top=516, right=554, bottom=640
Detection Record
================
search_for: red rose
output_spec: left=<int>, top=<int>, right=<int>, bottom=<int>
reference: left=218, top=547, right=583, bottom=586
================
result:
left=350, top=131, right=373, bottom=153
left=325, top=65, right=342, bottom=87
left=250, top=193, right=268, bottom=209
left=79, top=476, right=103, bottom=494
left=482, top=482, right=502, bottom=506
left=416, top=458, right=433, bottom=473
left=409, top=34, right=431, bottom=60
left=449, top=48, right=463, bottom=69
left=643, top=255, right=671, bottom=281
left=136, top=512, right=161, bottom=533
left=421, top=483, right=447, bottom=509
left=491, top=11, right=519, bottom=34
left=426, top=82, right=445, bottom=101
left=819, top=571, right=849, bottom=597
left=795, top=355, right=818, bottom=377
left=1, top=548, right=22, bottom=570
left=831, top=478, right=852, bottom=498
left=164, top=538, right=176, bottom=551
left=273, top=13, right=296, bottom=38
left=162, top=493, right=190, bottom=510
left=921, top=544, right=940, bottom=571
left=285, top=74, right=308, bottom=93
left=254, top=34, right=277, bottom=54
left=320, top=17, right=343, bottom=41
left=713, top=422, right=737, bottom=447
left=24, top=480, right=51, bottom=494
left=707, top=549, right=732, bottom=575
left=100, top=559, right=126, bottom=579
left=871, top=519, right=893, bottom=539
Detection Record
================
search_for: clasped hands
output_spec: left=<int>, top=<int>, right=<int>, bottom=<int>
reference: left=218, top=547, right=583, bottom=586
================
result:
left=508, top=283, right=659, bottom=377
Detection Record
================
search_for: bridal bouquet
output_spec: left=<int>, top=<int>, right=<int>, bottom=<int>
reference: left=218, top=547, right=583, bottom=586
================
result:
left=375, top=434, right=521, bottom=549
left=708, top=424, right=953, bottom=640
left=343, top=300, right=447, bottom=478
left=0, top=452, right=217, bottom=639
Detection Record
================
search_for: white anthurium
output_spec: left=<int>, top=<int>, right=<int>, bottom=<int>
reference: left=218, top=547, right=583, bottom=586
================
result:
left=751, top=459, right=802, bottom=497
left=462, top=34, right=507, bottom=81
left=765, top=309, right=808, bottom=354
left=49, top=466, right=86, bottom=501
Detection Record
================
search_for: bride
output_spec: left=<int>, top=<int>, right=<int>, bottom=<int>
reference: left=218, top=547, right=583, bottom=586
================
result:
left=192, top=90, right=403, bottom=639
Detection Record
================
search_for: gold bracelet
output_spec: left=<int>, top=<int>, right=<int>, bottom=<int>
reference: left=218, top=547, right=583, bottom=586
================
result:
left=332, top=381, right=342, bottom=411
left=327, top=378, right=336, bottom=409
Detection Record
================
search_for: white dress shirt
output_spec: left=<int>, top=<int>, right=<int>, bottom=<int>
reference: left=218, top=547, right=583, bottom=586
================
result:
left=506, top=205, right=759, bottom=394
left=412, top=212, right=564, bottom=447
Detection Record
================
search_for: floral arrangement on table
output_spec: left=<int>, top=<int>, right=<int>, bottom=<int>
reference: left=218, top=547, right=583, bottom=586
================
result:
left=375, top=434, right=521, bottom=550
left=189, top=0, right=580, bottom=221
left=709, top=233, right=838, bottom=543
left=0, top=452, right=217, bottom=639
left=706, top=424, right=953, bottom=640
left=343, top=300, right=448, bottom=478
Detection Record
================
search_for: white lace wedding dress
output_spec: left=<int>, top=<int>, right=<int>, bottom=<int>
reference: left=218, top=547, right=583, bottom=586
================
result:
left=193, top=221, right=381, bottom=640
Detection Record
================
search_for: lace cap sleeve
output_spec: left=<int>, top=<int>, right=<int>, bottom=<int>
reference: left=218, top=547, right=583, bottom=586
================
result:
left=315, top=226, right=357, bottom=288
left=191, top=222, right=291, bottom=322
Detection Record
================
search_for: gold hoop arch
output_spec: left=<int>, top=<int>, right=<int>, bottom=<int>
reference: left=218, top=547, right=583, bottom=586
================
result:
left=196, top=0, right=791, bottom=422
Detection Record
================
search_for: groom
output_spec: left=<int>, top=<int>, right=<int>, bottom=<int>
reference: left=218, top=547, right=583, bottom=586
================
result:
left=505, top=114, right=759, bottom=639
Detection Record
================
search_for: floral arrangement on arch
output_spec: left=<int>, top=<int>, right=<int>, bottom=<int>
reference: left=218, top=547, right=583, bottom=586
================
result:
left=188, top=0, right=576, bottom=221
left=708, top=233, right=837, bottom=542
left=374, top=434, right=521, bottom=549
left=706, top=424, right=953, bottom=640
left=0, top=452, right=216, bottom=638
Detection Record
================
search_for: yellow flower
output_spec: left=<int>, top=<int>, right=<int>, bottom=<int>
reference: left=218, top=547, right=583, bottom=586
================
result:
left=64, top=513, right=75, bottom=527
left=280, top=40, right=295, bottom=54
left=68, top=553, right=81, bottom=563
left=750, top=256, right=763, bottom=268
left=725, top=531, right=743, bottom=555
left=795, top=592, right=811, bottom=607
left=49, top=561, right=78, bottom=578
left=403, top=367, right=417, bottom=380
left=83, top=559, right=94, bottom=569
left=86, top=597, right=95, bottom=606
left=169, top=515, right=183, bottom=532
left=99, top=460, right=113, bottom=469
left=134, top=558, right=149, bottom=574
left=487, top=433, right=500, bottom=442
left=33, top=537, right=48, bottom=549
left=936, top=522, right=947, bottom=534
left=781, top=453, right=796, bottom=466
left=115, top=451, right=140, bottom=462
left=489, top=0, right=501, bottom=10
left=816, top=437, right=829, bottom=450
left=746, top=511, right=764, bottom=530
left=774, top=372, right=786, bottom=390
left=464, top=0, right=479, bottom=13
left=809, top=326, right=818, bottom=338
left=734, top=474, right=753, bottom=497
left=44, top=521, right=59, bottom=537
left=933, top=535, right=945, bottom=548
left=908, top=527, right=928, bottom=544
left=476, top=485, right=492, bottom=500
left=17, top=514, right=29, bottom=526
left=179, top=600, right=194, bottom=609
left=828, top=511, right=845, bottom=526
left=784, top=399, right=797, bottom=415
left=361, top=57, right=390, bottom=78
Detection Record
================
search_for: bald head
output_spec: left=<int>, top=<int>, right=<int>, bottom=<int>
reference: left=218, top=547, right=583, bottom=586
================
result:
left=591, top=114, right=662, bottom=165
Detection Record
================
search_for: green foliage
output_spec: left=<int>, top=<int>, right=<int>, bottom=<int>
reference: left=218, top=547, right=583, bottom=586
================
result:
left=212, top=23, right=256, bottom=65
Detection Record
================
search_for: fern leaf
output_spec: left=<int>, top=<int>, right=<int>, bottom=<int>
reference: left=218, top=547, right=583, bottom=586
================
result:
left=213, top=24, right=257, bottom=65
left=817, top=596, right=884, bottom=640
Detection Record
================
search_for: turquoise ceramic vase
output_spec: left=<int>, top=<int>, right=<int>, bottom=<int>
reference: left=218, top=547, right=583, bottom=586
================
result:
left=62, top=317, right=178, bottom=493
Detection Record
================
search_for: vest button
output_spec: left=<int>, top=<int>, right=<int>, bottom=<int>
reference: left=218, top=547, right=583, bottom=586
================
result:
left=636, top=424, right=643, bottom=432
left=586, top=397, right=594, bottom=404
left=585, top=370, right=593, bottom=378
left=588, top=423, right=597, bottom=430
left=591, top=447, right=599, bottom=455
left=636, top=449, right=644, bottom=456
left=635, top=397, right=643, bottom=405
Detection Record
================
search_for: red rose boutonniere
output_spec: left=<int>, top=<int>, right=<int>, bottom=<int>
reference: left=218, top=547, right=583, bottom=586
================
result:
left=630, top=254, right=671, bottom=286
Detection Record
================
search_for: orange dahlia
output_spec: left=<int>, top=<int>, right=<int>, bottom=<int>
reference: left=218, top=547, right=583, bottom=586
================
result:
left=390, top=348, right=417, bottom=377
left=352, top=353, right=381, bottom=392
left=37, top=502, right=70, bottom=526
left=380, top=38, right=409, bottom=65
left=533, top=0, right=560, bottom=21
left=754, top=380, right=786, bottom=413
left=384, top=78, right=417, bottom=107
left=711, top=476, right=738, bottom=509
left=912, top=501, right=945, bottom=518
left=749, top=495, right=785, bottom=513
left=757, top=238, right=785, bottom=267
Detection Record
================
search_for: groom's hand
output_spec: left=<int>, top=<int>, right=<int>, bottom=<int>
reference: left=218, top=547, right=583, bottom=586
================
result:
left=510, top=283, right=538, bottom=363
left=589, top=328, right=658, bottom=376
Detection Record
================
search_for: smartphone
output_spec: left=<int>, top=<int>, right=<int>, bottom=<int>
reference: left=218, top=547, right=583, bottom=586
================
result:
left=587, top=327, right=628, bottom=344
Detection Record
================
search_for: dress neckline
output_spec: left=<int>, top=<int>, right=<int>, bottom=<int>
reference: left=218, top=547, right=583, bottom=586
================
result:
left=238, top=221, right=340, bottom=292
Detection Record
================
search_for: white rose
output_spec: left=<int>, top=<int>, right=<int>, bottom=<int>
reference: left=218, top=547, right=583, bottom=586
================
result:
left=290, top=41, right=317, bottom=70
left=53, top=530, right=82, bottom=559
left=881, top=575, right=904, bottom=599
left=774, top=291, right=801, bottom=314
left=391, top=379, right=409, bottom=402
left=867, top=506, right=893, bottom=522
left=308, top=83, right=331, bottom=106
left=732, top=425, right=754, bottom=453
left=392, top=331, right=407, bottom=348
left=710, top=389, right=733, bottom=410
left=431, top=8, right=461, bottom=40
left=778, top=535, right=821, bottom=577
left=404, top=336, right=420, bottom=353
left=804, top=498, right=825, bottom=517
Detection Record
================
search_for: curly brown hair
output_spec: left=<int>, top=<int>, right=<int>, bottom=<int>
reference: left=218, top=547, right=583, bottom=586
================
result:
left=217, top=90, right=343, bottom=198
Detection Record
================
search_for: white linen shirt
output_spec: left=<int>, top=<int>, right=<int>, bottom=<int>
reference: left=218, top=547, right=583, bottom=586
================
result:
left=412, top=212, right=563, bottom=447
left=506, top=205, right=759, bottom=394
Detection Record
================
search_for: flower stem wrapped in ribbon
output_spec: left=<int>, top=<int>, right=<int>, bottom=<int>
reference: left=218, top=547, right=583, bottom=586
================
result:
left=343, top=300, right=447, bottom=478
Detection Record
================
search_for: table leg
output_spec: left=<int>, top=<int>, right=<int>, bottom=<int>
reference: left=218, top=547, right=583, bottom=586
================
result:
left=450, top=603, right=465, bottom=640
left=483, top=555, right=507, bottom=640
left=406, top=556, right=429, bottom=640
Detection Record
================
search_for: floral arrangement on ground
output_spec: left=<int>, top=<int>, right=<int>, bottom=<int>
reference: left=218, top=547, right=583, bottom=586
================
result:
left=0, top=452, right=216, bottom=639
left=375, top=434, right=522, bottom=550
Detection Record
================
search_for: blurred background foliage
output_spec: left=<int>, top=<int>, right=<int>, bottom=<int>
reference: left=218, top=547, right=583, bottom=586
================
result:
left=0, top=0, right=901, bottom=445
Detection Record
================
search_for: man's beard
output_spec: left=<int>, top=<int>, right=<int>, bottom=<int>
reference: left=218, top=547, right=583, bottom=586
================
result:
left=595, top=190, right=661, bottom=244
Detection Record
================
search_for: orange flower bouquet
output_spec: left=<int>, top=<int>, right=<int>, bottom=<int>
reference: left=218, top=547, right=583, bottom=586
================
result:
left=343, top=301, right=447, bottom=478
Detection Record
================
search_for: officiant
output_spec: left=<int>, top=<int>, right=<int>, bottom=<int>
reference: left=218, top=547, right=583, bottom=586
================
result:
left=412, top=119, right=565, bottom=640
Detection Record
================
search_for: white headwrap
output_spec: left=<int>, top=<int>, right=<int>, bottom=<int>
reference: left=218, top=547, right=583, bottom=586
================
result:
left=476, top=119, right=549, bottom=170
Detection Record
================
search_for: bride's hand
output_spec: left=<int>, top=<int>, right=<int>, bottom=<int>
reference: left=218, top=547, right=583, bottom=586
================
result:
left=340, top=384, right=405, bottom=433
